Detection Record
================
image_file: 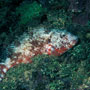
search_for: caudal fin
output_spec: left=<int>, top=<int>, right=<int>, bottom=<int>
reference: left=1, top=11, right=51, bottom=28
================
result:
left=0, top=63, right=8, bottom=81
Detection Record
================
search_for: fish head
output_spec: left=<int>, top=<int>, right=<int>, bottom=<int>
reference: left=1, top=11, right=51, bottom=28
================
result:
left=44, top=30, right=78, bottom=56
left=58, top=30, right=78, bottom=48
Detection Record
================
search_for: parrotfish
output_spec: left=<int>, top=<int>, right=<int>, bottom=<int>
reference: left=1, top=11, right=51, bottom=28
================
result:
left=0, top=27, right=78, bottom=81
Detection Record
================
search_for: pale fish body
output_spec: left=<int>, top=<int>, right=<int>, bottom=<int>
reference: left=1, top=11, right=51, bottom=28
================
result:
left=0, top=27, right=78, bottom=81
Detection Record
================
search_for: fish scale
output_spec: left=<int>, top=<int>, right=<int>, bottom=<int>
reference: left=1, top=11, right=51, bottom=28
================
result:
left=0, top=27, right=78, bottom=81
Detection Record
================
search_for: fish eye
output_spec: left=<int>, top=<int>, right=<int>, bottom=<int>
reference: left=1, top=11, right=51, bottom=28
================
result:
left=62, top=34, right=65, bottom=37
left=60, top=32, right=65, bottom=37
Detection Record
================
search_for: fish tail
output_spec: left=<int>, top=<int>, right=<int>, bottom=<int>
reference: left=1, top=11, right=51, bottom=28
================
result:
left=0, top=63, right=8, bottom=81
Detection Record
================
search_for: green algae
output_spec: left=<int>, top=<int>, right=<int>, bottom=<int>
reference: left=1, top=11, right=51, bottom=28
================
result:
left=16, top=1, right=45, bottom=25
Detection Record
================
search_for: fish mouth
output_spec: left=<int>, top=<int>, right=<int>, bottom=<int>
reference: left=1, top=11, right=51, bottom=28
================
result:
left=66, top=34, right=78, bottom=49
left=67, top=33, right=78, bottom=46
left=72, top=36, right=78, bottom=45
left=71, top=39, right=78, bottom=46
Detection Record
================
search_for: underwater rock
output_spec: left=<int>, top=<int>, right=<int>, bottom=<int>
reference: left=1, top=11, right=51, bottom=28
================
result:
left=0, top=27, right=78, bottom=81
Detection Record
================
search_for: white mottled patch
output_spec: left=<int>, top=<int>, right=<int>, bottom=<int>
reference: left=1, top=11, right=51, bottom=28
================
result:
left=3, top=68, right=7, bottom=73
left=16, top=61, right=19, bottom=64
